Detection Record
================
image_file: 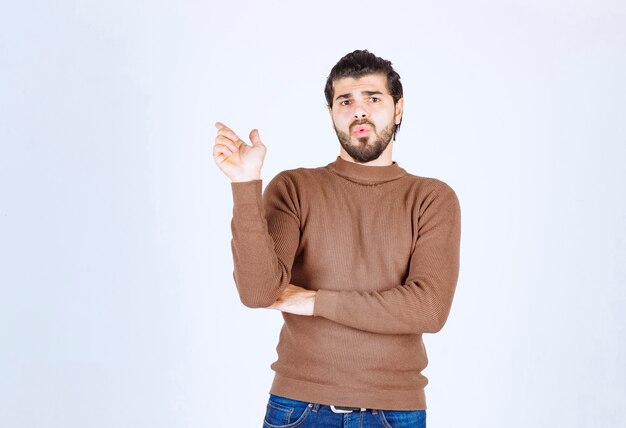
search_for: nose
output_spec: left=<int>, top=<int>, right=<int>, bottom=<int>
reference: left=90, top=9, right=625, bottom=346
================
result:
left=353, top=103, right=368, bottom=119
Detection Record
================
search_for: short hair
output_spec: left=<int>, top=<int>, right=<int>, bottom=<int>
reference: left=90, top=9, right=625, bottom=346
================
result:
left=324, top=49, right=403, bottom=134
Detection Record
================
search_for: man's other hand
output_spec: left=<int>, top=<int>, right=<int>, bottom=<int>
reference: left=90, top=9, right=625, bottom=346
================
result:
left=269, top=284, right=316, bottom=316
left=213, top=122, right=267, bottom=182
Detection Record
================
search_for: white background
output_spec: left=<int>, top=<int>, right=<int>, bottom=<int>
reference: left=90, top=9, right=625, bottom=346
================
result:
left=1, top=1, right=625, bottom=427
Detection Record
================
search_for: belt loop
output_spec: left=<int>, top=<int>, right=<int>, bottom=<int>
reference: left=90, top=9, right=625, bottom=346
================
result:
left=310, top=403, right=320, bottom=413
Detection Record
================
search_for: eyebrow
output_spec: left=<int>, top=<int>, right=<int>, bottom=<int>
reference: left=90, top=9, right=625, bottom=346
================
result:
left=335, top=90, right=385, bottom=101
left=335, top=93, right=351, bottom=101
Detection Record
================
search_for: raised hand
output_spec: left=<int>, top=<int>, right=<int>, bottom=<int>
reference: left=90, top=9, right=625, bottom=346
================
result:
left=213, top=122, right=267, bottom=182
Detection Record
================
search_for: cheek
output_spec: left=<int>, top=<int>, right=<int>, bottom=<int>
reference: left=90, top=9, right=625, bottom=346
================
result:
left=332, top=112, right=351, bottom=127
left=387, top=109, right=399, bottom=125
left=371, top=110, right=395, bottom=126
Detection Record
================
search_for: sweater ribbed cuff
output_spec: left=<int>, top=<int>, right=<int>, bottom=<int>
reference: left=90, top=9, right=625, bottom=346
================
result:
left=313, top=290, right=339, bottom=319
left=231, top=180, right=262, bottom=205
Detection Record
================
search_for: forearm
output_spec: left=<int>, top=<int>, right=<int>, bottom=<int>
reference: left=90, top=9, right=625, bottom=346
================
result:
left=313, top=274, right=458, bottom=334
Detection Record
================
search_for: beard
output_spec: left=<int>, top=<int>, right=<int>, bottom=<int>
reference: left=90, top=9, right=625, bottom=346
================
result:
left=333, top=118, right=396, bottom=163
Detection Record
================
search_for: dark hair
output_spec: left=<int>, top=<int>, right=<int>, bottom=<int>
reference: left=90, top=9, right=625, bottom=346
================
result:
left=324, top=50, right=403, bottom=135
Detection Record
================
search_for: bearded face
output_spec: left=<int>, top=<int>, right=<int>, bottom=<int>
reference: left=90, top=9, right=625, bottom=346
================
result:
left=333, top=118, right=396, bottom=163
left=329, top=74, right=403, bottom=164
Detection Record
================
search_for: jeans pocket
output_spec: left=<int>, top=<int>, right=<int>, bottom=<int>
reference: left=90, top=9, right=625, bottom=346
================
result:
left=263, top=394, right=312, bottom=428
left=379, top=409, right=426, bottom=428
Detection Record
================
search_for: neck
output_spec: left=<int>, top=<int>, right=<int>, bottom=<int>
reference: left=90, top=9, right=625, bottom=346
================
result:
left=339, top=142, right=394, bottom=166
left=326, top=154, right=406, bottom=184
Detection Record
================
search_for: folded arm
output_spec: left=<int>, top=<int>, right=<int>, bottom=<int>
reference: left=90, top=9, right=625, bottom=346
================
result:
left=313, top=184, right=461, bottom=335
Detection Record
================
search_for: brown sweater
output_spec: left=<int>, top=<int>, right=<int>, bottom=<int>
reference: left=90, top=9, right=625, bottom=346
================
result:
left=230, top=156, right=461, bottom=410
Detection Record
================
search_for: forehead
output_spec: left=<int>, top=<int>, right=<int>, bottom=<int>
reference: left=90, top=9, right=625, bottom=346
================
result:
left=332, top=73, right=389, bottom=95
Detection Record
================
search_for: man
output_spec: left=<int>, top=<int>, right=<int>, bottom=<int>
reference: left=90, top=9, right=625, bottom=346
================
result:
left=213, top=50, right=461, bottom=428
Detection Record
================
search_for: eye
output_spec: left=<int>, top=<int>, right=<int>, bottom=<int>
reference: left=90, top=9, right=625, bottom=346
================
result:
left=369, top=97, right=380, bottom=103
left=340, top=99, right=352, bottom=106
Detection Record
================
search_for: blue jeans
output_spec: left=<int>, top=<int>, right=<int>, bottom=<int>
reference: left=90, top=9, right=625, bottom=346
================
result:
left=263, top=394, right=426, bottom=428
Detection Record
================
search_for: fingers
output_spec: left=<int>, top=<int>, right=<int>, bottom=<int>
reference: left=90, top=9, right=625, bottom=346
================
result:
left=215, top=122, right=234, bottom=134
left=217, top=127, right=240, bottom=141
left=215, top=134, right=239, bottom=153
left=213, top=123, right=239, bottom=159
left=213, top=142, right=234, bottom=161
left=215, top=122, right=243, bottom=150
left=214, top=121, right=265, bottom=152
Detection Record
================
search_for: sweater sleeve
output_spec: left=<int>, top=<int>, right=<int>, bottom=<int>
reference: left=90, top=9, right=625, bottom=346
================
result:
left=230, top=174, right=301, bottom=308
left=313, top=184, right=461, bottom=334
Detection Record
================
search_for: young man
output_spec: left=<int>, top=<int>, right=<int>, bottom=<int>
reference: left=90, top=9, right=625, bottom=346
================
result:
left=213, top=50, right=461, bottom=428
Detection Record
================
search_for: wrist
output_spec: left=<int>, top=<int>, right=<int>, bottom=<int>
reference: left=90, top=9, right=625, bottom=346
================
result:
left=231, top=175, right=261, bottom=183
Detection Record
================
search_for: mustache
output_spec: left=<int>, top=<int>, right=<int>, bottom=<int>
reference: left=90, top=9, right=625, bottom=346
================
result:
left=349, top=119, right=375, bottom=131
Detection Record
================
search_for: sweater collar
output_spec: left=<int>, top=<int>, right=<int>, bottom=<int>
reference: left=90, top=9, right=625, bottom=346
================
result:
left=325, top=156, right=407, bottom=184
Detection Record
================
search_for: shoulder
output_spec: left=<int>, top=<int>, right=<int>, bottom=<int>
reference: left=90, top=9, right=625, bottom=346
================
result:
left=275, top=165, right=329, bottom=181
left=262, top=166, right=329, bottom=205
left=404, top=173, right=458, bottom=200
left=266, top=165, right=329, bottom=189
left=399, top=174, right=461, bottom=224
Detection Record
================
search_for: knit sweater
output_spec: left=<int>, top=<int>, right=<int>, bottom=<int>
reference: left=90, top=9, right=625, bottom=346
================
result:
left=230, top=156, right=461, bottom=410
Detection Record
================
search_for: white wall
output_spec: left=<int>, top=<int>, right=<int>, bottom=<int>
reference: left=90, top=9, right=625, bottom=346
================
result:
left=1, top=1, right=625, bottom=427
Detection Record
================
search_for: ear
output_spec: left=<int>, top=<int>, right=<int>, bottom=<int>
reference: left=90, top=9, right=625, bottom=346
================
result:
left=394, top=98, right=404, bottom=125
